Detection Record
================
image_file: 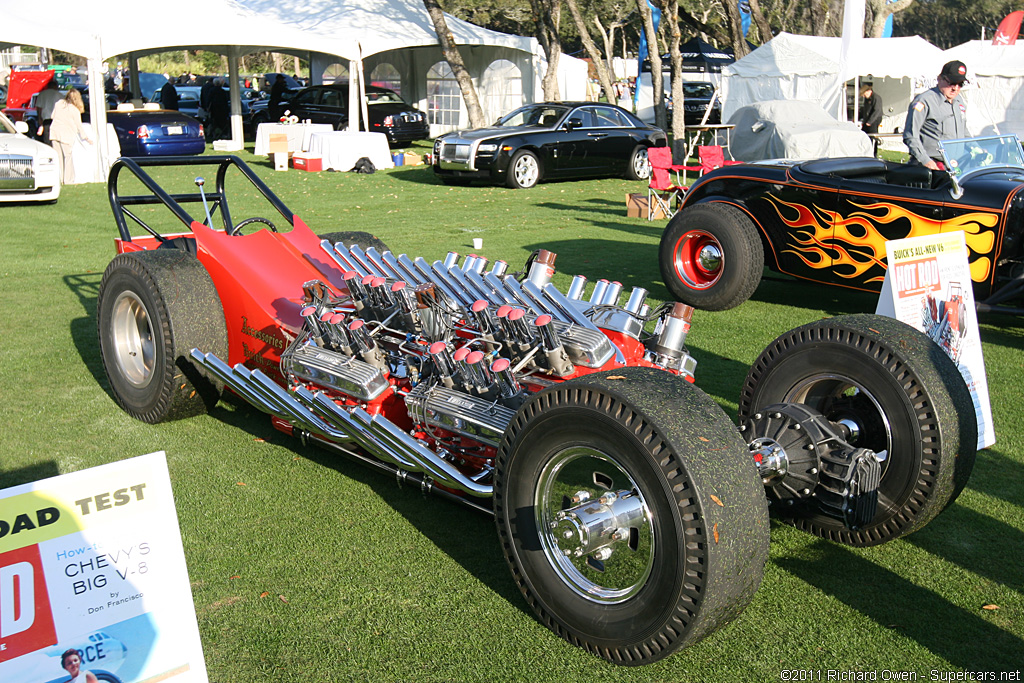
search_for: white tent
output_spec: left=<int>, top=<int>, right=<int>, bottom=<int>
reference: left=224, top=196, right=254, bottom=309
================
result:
left=943, top=40, right=1024, bottom=139
left=1, top=0, right=585, bottom=179
left=722, top=33, right=946, bottom=134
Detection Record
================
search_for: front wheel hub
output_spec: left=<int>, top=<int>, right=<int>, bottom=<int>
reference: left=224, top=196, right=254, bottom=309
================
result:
left=551, top=490, right=646, bottom=560
left=536, top=447, right=654, bottom=603
left=674, top=230, right=724, bottom=289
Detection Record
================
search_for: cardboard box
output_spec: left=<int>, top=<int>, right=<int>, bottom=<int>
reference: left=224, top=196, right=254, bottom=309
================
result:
left=268, top=133, right=289, bottom=155
left=626, top=192, right=668, bottom=219
left=403, top=152, right=424, bottom=166
left=292, top=154, right=322, bottom=172
left=273, top=152, right=289, bottom=171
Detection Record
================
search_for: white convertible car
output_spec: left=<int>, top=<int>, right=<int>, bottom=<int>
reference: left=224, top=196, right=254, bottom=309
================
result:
left=0, top=110, right=60, bottom=203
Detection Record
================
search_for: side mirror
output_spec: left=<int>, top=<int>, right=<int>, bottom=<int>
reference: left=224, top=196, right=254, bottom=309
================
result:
left=566, top=118, right=583, bottom=131
left=14, top=121, right=29, bottom=135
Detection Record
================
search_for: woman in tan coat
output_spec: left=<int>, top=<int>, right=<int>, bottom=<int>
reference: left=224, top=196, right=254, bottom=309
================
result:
left=49, top=89, right=91, bottom=184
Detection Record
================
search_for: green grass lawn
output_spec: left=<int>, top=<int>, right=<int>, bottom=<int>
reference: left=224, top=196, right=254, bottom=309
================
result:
left=1, top=142, right=1022, bottom=681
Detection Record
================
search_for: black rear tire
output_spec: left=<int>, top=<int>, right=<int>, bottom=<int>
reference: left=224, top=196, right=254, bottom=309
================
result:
left=739, top=314, right=976, bottom=546
left=495, top=367, right=769, bottom=665
left=97, top=251, right=227, bottom=423
left=659, top=202, right=763, bottom=311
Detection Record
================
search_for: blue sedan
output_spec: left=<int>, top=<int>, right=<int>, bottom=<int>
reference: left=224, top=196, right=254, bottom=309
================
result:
left=106, top=107, right=205, bottom=156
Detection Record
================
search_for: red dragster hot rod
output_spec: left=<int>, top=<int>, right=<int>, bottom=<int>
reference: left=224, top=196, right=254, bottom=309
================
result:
left=98, top=156, right=976, bottom=666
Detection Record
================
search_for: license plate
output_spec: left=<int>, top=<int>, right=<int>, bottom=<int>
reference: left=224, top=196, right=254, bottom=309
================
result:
left=167, top=125, right=183, bottom=135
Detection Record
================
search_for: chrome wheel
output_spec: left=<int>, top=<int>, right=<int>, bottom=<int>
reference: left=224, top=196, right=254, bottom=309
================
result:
left=535, top=447, right=654, bottom=603
left=509, top=151, right=540, bottom=188
left=632, top=148, right=651, bottom=179
left=111, top=291, right=155, bottom=388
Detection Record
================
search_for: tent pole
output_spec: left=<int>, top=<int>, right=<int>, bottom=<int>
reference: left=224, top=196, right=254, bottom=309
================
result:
left=227, top=45, right=244, bottom=150
left=87, top=52, right=111, bottom=183
left=358, top=57, right=369, bottom=132
left=348, top=55, right=360, bottom=132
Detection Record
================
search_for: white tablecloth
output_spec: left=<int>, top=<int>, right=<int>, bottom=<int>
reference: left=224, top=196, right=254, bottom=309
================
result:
left=307, top=131, right=395, bottom=172
left=254, top=122, right=333, bottom=156
left=70, top=123, right=121, bottom=184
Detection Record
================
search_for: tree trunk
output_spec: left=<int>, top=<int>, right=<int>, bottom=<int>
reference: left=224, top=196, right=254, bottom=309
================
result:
left=723, top=1, right=751, bottom=60
left=637, top=0, right=667, bottom=131
left=666, top=0, right=687, bottom=161
left=747, top=0, right=774, bottom=43
left=423, top=0, right=487, bottom=128
left=866, top=0, right=915, bottom=37
left=565, top=0, right=616, bottom=101
left=531, top=0, right=563, bottom=101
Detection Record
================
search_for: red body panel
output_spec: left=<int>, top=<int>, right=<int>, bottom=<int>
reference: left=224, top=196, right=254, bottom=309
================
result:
left=116, top=217, right=351, bottom=378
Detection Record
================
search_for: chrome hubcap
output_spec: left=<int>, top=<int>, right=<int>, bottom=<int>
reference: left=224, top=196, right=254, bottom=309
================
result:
left=535, top=447, right=654, bottom=603
left=635, top=149, right=651, bottom=178
left=514, top=155, right=539, bottom=187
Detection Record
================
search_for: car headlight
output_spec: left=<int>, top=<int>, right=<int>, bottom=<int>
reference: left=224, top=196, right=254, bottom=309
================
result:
left=478, top=143, right=499, bottom=153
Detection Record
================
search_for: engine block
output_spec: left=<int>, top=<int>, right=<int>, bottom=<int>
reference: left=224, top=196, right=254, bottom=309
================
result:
left=194, top=241, right=699, bottom=503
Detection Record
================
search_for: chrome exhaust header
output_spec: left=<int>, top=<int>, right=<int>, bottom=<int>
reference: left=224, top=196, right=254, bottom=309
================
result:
left=189, top=349, right=493, bottom=498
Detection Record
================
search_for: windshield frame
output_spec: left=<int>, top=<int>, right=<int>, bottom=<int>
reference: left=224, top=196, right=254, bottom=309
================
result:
left=497, top=104, right=572, bottom=128
left=939, top=135, right=1024, bottom=181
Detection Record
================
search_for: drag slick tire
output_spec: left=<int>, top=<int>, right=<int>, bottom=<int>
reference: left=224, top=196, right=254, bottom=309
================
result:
left=97, top=251, right=227, bottom=424
left=659, top=202, right=763, bottom=311
left=495, top=367, right=769, bottom=665
left=739, top=314, right=976, bottom=546
left=319, top=231, right=390, bottom=254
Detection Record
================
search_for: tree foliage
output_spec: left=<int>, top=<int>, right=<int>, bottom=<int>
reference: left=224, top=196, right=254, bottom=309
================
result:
left=898, top=0, right=1017, bottom=48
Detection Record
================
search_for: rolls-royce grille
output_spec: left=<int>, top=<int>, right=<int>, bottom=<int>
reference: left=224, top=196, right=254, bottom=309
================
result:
left=442, top=143, right=471, bottom=162
left=0, top=155, right=34, bottom=190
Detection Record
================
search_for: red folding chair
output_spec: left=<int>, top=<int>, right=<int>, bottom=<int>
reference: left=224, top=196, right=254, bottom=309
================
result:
left=647, top=147, right=689, bottom=220
left=697, top=145, right=743, bottom=174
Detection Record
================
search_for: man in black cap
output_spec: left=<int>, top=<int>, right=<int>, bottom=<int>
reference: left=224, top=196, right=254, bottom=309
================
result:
left=903, top=60, right=969, bottom=170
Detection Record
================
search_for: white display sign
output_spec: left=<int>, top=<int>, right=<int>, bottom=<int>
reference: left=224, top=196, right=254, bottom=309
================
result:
left=0, top=452, right=208, bottom=683
left=876, top=231, right=995, bottom=449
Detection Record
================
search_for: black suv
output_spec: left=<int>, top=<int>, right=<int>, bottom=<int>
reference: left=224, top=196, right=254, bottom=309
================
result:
left=670, top=81, right=721, bottom=125
left=285, top=83, right=429, bottom=144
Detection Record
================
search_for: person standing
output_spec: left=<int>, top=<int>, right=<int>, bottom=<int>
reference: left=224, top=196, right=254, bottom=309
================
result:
left=859, top=84, right=883, bottom=135
left=35, top=79, right=63, bottom=144
left=49, top=89, right=91, bottom=185
left=903, top=60, right=969, bottom=170
left=208, top=77, right=230, bottom=140
left=160, top=77, right=179, bottom=111
left=269, top=74, right=287, bottom=120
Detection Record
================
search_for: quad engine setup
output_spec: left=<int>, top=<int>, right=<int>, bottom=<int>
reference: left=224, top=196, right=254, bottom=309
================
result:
left=99, top=155, right=977, bottom=665
left=191, top=240, right=702, bottom=507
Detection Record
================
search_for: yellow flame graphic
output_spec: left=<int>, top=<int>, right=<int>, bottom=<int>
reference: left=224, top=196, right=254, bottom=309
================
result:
left=767, top=195, right=998, bottom=283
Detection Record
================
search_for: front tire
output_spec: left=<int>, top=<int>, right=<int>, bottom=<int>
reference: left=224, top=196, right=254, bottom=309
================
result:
left=97, top=251, right=227, bottom=423
left=626, top=145, right=651, bottom=181
left=739, top=314, right=976, bottom=546
left=659, top=202, right=764, bottom=311
left=495, top=368, right=769, bottom=665
left=505, top=150, right=541, bottom=189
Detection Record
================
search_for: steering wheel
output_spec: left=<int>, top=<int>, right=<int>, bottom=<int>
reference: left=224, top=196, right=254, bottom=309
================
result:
left=229, top=217, right=278, bottom=236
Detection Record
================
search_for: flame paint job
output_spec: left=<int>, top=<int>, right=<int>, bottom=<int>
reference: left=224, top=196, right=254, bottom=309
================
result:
left=767, top=195, right=1000, bottom=285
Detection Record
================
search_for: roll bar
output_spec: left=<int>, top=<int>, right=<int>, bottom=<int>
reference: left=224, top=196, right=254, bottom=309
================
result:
left=107, top=155, right=295, bottom=243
